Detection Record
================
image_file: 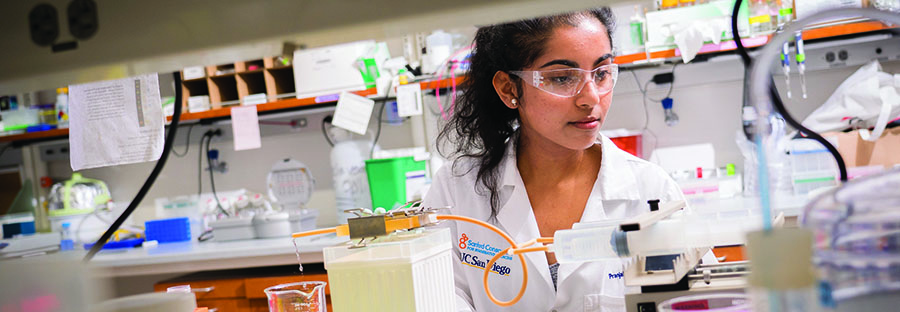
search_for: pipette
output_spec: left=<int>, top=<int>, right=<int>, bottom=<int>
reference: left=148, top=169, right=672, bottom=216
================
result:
left=794, top=31, right=807, bottom=99
left=781, top=40, right=792, bottom=99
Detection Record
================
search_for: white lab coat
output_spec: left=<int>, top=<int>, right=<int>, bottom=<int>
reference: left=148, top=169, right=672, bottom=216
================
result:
left=423, top=134, right=685, bottom=312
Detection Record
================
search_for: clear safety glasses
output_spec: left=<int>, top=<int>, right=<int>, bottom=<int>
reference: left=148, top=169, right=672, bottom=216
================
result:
left=508, top=64, right=619, bottom=98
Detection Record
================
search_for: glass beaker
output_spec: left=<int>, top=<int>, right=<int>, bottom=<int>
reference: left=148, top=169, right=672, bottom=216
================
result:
left=264, top=281, right=327, bottom=312
left=658, top=293, right=751, bottom=311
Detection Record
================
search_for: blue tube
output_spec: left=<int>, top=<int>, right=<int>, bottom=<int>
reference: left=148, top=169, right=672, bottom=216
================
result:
left=755, top=134, right=773, bottom=232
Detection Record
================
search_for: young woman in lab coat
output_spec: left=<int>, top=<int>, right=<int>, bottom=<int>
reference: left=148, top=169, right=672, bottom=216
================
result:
left=423, top=8, right=685, bottom=312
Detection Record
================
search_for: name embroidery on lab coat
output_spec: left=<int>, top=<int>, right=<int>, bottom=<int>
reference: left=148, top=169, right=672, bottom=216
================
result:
left=459, top=233, right=513, bottom=276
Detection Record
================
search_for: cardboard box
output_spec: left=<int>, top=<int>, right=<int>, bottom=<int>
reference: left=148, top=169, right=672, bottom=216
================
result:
left=825, top=127, right=900, bottom=168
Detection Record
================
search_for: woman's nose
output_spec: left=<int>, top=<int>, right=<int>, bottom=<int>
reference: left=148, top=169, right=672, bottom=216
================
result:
left=575, top=79, right=603, bottom=108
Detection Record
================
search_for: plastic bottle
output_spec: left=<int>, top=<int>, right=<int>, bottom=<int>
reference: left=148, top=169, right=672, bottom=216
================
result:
left=777, top=0, right=794, bottom=26
left=56, top=88, right=69, bottom=128
left=423, top=30, right=452, bottom=74
left=749, top=0, right=776, bottom=36
left=629, top=6, right=646, bottom=49
left=60, top=222, right=74, bottom=251
left=329, top=127, right=374, bottom=224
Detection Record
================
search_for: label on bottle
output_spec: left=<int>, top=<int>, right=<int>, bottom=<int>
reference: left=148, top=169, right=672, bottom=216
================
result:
left=779, top=8, right=793, bottom=16
left=748, top=14, right=772, bottom=24
left=629, top=22, right=644, bottom=46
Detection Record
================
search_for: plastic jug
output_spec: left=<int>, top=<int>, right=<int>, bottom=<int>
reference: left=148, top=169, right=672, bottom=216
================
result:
left=264, top=281, right=327, bottom=312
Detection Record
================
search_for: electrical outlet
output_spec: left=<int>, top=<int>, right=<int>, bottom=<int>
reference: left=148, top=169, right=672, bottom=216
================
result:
left=39, top=142, right=70, bottom=162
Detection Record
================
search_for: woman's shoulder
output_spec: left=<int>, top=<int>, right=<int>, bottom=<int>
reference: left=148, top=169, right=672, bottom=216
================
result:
left=433, top=156, right=482, bottom=185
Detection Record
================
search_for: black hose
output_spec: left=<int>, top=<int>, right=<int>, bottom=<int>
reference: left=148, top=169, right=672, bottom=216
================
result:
left=731, top=0, right=848, bottom=182
left=205, top=134, right=228, bottom=216
left=84, top=72, right=183, bottom=261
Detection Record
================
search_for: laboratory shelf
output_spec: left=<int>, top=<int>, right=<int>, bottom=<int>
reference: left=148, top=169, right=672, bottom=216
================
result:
left=0, top=128, right=69, bottom=143
left=166, top=87, right=378, bottom=122
left=615, top=20, right=896, bottom=65
left=0, top=88, right=378, bottom=145
left=1, top=20, right=892, bottom=145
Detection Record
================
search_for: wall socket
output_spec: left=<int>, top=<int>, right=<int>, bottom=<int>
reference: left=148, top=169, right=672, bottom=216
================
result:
left=39, top=142, right=70, bottom=162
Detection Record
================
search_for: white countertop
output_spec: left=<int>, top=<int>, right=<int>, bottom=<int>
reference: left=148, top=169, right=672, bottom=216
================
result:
left=31, top=194, right=813, bottom=278
left=87, top=234, right=348, bottom=277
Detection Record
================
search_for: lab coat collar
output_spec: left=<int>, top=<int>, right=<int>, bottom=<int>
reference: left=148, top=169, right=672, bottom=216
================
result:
left=498, top=134, right=642, bottom=202
left=495, top=133, right=643, bottom=295
left=495, top=137, right=554, bottom=293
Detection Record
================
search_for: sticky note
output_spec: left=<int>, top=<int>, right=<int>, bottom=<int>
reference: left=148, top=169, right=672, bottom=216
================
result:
left=231, top=105, right=262, bottom=151
left=332, top=91, right=374, bottom=135
left=396, top=84, right=423, bottom=117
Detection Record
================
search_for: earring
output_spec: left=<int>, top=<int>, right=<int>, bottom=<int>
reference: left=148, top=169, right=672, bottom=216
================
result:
left=511, top=98, right=518, bottom=108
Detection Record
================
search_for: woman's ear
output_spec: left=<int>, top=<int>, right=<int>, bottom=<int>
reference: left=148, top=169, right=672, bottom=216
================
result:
left=492, top=71, right=519, bottom=109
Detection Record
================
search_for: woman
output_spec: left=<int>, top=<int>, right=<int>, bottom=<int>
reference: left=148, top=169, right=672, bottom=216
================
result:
left=423, top=8, right=685, bottom=312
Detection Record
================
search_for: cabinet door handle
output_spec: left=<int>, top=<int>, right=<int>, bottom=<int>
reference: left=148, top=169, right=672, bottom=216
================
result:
left=191, top=286, right=215, bottom=293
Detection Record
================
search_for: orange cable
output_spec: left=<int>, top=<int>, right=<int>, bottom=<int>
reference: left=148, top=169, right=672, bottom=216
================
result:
left=436, top=215, right=528, bottom=307
left=511, top=246, right=549, bottom=255
left=291, top=227, right=336, bottom=238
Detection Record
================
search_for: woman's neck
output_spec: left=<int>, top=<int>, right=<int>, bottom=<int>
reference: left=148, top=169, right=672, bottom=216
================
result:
left=515, top=132, right=601, bottom=184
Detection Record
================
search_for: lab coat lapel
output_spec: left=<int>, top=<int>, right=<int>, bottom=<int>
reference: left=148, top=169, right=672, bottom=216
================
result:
left=495, top=143, right=554, bottom=293
left=557, top=135, right=637, bottom=289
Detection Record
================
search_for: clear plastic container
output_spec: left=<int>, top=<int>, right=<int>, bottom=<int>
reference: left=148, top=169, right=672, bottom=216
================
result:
left=790, top=139, right=838, bottom=195
left=554, top=216, right=762, bottom=263
left=658, top=293, right=751, bottom=311
left=264, top=281, right=327, bottom=312
left=803, top=168, right=900, bottom=304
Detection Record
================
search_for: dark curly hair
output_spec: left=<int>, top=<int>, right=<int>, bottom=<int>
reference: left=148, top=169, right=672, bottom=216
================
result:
left=437, top=8, right=616, bottom=218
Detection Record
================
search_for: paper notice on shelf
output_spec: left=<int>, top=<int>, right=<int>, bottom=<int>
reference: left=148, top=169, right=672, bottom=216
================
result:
left=396, top=83, right=423, bottom=117
left=332, top=91, right=374, bottom=135
left=230, top=105, right=261, bottom=151
left=68, top=73, right=164, bottom=171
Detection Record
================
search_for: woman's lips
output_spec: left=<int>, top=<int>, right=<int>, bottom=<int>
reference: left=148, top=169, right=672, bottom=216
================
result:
left=570, top=117, right=599, bottom=129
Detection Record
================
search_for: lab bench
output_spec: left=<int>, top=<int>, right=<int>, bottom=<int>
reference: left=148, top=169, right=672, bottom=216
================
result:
left=88, top=234, right=347, bottom=277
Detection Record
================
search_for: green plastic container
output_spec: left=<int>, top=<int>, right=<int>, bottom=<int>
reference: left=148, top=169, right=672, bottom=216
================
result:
left=365, top=156, right=427, bottom=210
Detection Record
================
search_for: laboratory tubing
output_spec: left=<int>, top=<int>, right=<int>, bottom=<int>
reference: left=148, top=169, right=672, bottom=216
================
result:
left=782, top=40, right=792, bottom=99
left=794, top=31, right=807, bottom=99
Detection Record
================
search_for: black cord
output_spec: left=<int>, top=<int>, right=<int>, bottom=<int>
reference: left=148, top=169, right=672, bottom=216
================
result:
left=198, top=132, right=212, bottom=197
left=205, top=134, right=229, bottom=216
left=730, top=0, right=848, bottom=182
left=370, top=100, right=387, bottom=159
left=84, top=72, right=184, bottom=262
left=321, top=115, right=334, bottom=147
left=0, top=144, right=12, bottom=159
left=172, top=124, right=195, bottom=157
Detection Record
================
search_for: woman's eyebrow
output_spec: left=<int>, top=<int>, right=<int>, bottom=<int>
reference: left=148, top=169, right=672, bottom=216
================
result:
left=539, top=59, right=579, bottom=68
left=593, top=54, right=613, bottom=66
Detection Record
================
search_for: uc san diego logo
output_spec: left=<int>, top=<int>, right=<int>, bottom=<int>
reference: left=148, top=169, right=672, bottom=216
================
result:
left=458, top=233, right=513, bottom=276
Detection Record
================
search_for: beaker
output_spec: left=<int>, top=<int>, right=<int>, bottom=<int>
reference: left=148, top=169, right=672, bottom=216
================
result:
left=264, top=281, right=327, bottom=312
left=658, top=293, right=751, bottom=311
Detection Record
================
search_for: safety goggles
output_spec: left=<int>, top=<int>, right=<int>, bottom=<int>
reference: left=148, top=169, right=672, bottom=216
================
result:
left=508, top=63, right=619, bottom=98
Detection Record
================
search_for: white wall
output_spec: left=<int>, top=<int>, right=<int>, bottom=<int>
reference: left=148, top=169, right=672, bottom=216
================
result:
left=605, top=57, right=900, bottom=167
left=47, top=118, right=416, bottom=227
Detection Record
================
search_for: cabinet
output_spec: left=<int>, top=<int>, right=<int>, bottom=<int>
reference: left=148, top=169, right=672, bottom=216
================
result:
left=181, top=57, right=298, bottom=111
left=154, top=265, right=331, bottom=312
